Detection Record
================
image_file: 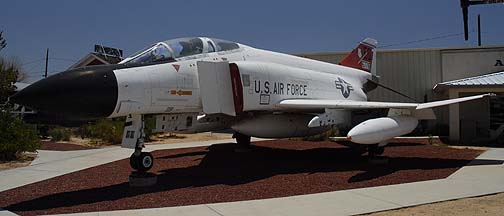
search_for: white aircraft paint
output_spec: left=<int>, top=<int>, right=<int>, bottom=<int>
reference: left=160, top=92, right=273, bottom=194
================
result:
left=107, top=37, right=490, bottom=147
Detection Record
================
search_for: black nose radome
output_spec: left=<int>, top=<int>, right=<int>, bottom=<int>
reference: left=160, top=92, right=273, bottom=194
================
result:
left=10, top=65, right=119, bottom=121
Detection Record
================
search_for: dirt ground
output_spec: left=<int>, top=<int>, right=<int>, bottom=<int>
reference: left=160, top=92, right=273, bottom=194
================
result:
left=147, top=132, right=232, bottom=144
left=45, top=132, right=233, bottom=146
left=0, top=154, right=36, bottom=171
left=367, top=193, right=504, bottom=216
left=41, top=132, right=233, bottom=148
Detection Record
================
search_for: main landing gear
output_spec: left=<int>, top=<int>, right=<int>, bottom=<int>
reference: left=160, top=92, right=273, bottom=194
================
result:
left=367, top=144, right=385, bottom=158
left=367, top=142, right=388, bottom=164
left=233, top=132, right=251, bottom=152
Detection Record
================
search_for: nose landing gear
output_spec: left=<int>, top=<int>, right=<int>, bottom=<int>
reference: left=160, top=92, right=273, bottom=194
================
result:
left=122, top=114, right=158, bottom=187
left=122, top=114, right=154, bottom=172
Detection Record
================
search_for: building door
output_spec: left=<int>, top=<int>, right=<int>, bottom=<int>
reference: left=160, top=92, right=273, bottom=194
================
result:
left=459, top=92, right=490, bottom=144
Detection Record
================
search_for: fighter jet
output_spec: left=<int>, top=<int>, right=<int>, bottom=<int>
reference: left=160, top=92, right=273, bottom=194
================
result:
left=10, top=37, right=491, bottom=172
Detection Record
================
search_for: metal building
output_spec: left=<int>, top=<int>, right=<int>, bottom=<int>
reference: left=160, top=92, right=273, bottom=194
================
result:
left=299, top=45, right=504, bottom=144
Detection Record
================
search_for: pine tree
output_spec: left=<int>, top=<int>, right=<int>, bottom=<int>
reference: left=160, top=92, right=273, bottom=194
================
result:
left=0, top=31, right=40, bottom=160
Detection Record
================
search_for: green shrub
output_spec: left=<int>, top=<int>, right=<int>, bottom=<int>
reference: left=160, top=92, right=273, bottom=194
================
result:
left=79, top=116, right=160, bottom=144
left=48, top=127, right=72, bottom=141
left=80, top=118, right=124, bottom=144
left=144, top=115, right=158, bottom=141
left=0, top=110, right=40, bottom=160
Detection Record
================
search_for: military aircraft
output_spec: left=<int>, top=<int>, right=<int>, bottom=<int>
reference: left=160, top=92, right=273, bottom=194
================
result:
left=10, top=37, right=491, bottom=172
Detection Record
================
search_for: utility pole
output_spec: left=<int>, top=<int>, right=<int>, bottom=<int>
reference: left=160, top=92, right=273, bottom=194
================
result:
left=477, top=14, right=482, bottom=47
left=44, top=48, right=49, bottom=78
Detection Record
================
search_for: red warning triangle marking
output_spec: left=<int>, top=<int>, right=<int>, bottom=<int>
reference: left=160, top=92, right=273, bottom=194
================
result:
left=172, top=64, right=180, bottom=72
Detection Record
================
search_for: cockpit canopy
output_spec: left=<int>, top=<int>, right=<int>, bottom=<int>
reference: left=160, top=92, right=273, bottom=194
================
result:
left=122, top=37, right=240, bottom=65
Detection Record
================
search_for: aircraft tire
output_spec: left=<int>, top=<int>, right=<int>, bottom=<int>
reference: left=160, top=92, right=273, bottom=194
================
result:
left=130, top=153, right=140, bottom=170
left=137, top=152, right=154, bottom=172
left=130, top=152, right=154, bottom=172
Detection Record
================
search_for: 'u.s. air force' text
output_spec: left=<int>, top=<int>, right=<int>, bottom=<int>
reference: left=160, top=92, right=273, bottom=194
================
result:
left=254, top=80, right=308, bottom=96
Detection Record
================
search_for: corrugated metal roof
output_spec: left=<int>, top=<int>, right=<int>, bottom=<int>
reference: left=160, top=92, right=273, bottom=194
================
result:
left=434, top=70, right=504, bottom=90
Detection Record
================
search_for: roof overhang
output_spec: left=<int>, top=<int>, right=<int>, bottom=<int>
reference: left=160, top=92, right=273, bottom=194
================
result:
left=433, top=70, right=504, bottom=92
left=67, top=53, right=110, bottom=70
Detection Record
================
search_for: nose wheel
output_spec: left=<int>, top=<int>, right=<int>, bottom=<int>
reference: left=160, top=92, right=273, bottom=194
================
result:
left=130, top=151, right=154, bottom=172
left=122, top=114, right=155, bottom=172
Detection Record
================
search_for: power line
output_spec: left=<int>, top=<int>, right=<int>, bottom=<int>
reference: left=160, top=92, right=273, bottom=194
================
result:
left=50, top=57, right=79, bottom=62
left=24, top=61, right=44, bottom=72
left=378, top=31, right=474, bottom=49
left=20, top=59, right=45, bottom=66
left=20, top=57, right=78, bottom=66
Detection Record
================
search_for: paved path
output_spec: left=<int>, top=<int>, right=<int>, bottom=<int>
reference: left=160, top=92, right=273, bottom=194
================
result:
left=1, top=141, right=503, bottom=216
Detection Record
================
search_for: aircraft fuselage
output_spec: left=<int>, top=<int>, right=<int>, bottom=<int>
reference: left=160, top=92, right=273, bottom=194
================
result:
left=110, top=42, right=370, bottom=118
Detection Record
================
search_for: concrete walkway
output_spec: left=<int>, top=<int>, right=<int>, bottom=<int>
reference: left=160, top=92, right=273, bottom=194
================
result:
left=1, top=141, right=503, bottom=216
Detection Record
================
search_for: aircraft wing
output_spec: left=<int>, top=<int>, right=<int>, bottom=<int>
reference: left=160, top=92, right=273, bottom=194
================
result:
left=277, top=93, right=492, bottom=110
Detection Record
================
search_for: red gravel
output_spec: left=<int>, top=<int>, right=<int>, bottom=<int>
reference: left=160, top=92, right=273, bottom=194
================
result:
left=39, top=141, right=96, bottom=151
left=0, top=140, right=483, bottom=216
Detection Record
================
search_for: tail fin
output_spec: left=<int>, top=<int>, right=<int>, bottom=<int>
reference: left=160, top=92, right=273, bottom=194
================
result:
left=339, top=38, right=378, bottom=73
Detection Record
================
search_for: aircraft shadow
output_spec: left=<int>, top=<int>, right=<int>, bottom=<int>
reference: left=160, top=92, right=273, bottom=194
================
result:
left=5, top=142, right=500, bottom=212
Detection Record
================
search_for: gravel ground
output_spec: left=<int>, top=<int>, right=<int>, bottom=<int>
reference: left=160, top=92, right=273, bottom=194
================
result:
left=0, top=140, right=482, bottom=216
left=39, top=141, right=96, bottom=151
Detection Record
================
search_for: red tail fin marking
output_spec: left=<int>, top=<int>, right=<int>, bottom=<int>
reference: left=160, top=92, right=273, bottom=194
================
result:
left=339, top=38, right=377, bottom=73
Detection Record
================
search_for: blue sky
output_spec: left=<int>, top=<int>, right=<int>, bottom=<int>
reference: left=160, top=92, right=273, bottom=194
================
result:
left=0, top=0, right=503, bottom=82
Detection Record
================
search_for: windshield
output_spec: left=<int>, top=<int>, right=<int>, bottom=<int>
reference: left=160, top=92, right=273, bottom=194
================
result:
left=123, top=37, right=240, bottom=65
left=211, top=38, right=240, bottom=51
left=125, top=43, right=174, bottom=65
left=165, top=37, right=204, bottom=58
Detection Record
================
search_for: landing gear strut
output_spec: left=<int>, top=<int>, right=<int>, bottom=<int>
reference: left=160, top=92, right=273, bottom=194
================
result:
left=367, top=143, right=388, bottom=164
left=367, top=144, right=385, bottom=158
left=123, top=114, right=154, bottom=172
left=233, top=132, right=251, bottom=152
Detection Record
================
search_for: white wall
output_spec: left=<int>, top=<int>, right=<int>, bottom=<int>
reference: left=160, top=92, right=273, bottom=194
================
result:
left=442, top=47, right=504, bottom=81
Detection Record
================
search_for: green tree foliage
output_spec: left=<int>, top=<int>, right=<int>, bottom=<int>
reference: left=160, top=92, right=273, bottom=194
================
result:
left=0, top=111, right=40, bottom=160
left=0, top=34, right=41, bottom=160
left=48, top=127, right=72, bottom=141
left=79, top=118, right=124, bottom=144
left=79, top=116, right=157, bottom=145
left=0, top=57, right=18, bottom=104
